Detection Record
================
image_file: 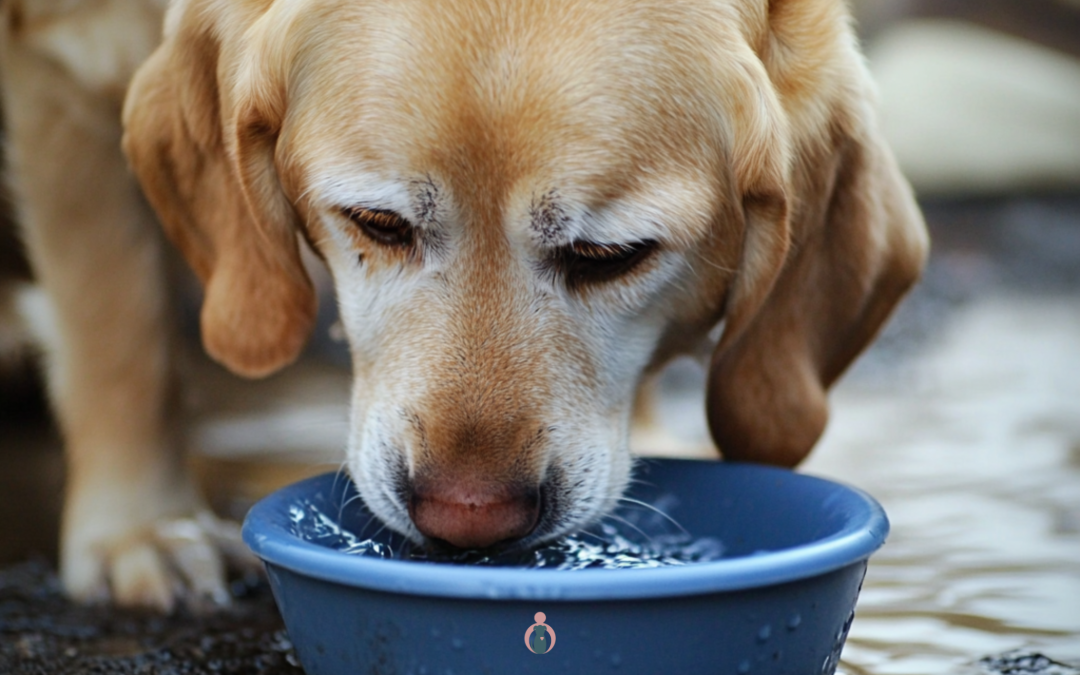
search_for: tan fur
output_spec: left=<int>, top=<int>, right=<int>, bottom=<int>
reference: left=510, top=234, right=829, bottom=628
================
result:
left=3, top=0, right=926, bottom=608
left=1, top=0, right=244, bottom=610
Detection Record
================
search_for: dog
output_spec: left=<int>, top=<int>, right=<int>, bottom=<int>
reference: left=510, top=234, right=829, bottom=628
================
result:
left=0, top=0, right=928, bottom=610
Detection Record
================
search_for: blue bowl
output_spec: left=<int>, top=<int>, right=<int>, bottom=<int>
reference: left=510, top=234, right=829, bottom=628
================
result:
left=243, top=459, right=888, bottom=675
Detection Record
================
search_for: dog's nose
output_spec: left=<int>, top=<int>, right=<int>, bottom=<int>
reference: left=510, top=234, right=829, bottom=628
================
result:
left=408, top=480, right=540, bottom=549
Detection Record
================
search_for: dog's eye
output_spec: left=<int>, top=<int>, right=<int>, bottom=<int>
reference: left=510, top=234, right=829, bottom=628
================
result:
left=343, top=207, right=414, bottom=247
left=556, top=240, right=657, bottom=288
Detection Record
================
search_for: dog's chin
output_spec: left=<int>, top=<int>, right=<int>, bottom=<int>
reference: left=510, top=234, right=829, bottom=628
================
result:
left=344, top=447, right=420, bottom=543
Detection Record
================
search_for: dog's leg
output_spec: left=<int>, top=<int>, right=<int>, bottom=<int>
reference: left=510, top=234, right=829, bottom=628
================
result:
left=0, top=8, right=243, bottom=611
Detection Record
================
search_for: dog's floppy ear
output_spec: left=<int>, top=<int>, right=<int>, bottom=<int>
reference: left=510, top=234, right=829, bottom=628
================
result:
left=706, top=0, right=929, bottom=466
left=122, top=0, right=314, bottom=378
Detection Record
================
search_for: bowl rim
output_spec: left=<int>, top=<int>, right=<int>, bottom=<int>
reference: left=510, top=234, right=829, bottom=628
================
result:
left=242, top=460, right=889, bottom=601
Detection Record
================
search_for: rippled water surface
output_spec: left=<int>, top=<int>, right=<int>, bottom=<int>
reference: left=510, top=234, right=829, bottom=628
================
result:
left=805, top=296, right=1080, bottom=675
left=645, top=296, right=1080, bottom=674
left=288, top=495, right=724, bottom=569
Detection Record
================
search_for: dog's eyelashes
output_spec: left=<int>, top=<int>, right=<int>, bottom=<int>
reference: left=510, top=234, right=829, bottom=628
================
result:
left=343, top=207, right=415, bottom=248
left=555, top=239, right=658, bottom=289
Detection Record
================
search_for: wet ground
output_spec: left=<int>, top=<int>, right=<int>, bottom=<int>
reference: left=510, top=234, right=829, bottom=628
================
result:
left=1, top=194, right=1079, bottom=673
left=0, top=561, right=300, bottom=675
left=813, top=198, right=1080, bottom=675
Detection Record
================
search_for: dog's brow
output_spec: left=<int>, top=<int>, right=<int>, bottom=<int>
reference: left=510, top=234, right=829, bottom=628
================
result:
left=574, top=179, right=717, bottom=246
left=311, top=172, right=434, bottom=226
left=529, top=190, right=571, bottom=245
left=410, top=176, right=440, bottom=225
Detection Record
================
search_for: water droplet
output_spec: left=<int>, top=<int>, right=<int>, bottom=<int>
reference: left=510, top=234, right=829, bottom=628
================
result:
left=430, top=627, right=441, bottom=639
left=787, top=613, right=802, bottom=631
left=738, top=659, right=751, bottom=673
left=418, top=668, right=427, bottom=675
left=610, top=653, right=622, bottom=668
left=757, top=624, right=772, bottom=643
left=820, top=610, right=855, bottom=675
left=451, top=638, right=464, bottom=650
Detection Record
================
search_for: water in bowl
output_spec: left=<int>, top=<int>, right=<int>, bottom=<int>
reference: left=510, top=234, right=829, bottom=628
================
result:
left=288, top=490, right=724, bottom=569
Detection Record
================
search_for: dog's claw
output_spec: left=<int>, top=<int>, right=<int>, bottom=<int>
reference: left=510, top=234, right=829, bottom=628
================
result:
left=110, top=542, right=177, bottom=613
left=157, top=516, right=233, bottom=609
left=63, top=510, right=255, bottom=613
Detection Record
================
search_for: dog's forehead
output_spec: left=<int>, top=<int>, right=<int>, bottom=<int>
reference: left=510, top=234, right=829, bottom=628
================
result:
left=281, top=0, right=739, bottom=238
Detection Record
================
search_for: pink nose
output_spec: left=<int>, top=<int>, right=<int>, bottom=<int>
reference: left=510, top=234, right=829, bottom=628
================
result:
left=408, top=481, right=540, bottom=549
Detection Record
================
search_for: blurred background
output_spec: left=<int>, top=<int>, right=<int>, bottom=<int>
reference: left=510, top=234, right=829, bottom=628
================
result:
left=1, top=1, right=1079, bottom=673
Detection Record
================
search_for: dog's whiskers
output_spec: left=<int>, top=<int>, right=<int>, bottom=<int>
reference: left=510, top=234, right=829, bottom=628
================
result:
left=355, top=502, right=388, bottom=541
left=364, top=520, right=391, bottom=545
left=575, top=529, right=614, bottom=546
left=697, top=257, right=737, bottom=275
left=601, top=512, right=652, bottom=543
left=616, top=496, right=688, bottom=534
left=332, top=460, right=353, bottom=523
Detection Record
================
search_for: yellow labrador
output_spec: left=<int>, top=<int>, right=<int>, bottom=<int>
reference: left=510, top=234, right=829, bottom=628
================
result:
left=2, top=0, right=927, bottom=610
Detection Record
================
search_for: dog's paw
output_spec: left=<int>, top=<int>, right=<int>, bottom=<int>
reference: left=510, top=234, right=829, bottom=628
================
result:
left=62, top=509, right=259, bottom=613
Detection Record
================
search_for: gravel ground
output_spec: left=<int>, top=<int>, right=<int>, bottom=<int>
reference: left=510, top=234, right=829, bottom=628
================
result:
left=0, top=561, right=301, bottom=675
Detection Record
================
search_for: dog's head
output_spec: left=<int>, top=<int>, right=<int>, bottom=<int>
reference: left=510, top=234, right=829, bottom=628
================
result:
left=124, top=0, right=927, bottom=550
